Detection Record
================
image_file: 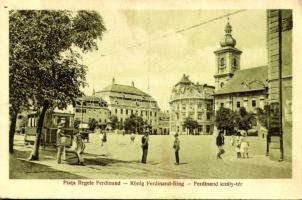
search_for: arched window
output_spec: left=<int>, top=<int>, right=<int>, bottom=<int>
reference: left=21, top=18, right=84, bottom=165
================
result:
left=233, top=58, right=237, bottom=68
left=220, top=57, right=225, bottom=66
left=220, top=82, right=224, bottom=88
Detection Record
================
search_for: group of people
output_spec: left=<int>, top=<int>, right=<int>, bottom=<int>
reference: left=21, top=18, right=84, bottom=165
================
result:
left=216, top=130, right=250, bottom=159
left=140, top=131, right=180, bottom=165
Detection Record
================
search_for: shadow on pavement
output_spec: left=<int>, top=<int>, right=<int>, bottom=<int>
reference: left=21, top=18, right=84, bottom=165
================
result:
left=10, top=150, right=85, bottom=179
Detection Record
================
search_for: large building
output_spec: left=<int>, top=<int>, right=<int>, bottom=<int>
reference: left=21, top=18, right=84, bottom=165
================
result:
left=74, top=96, right=109, bottom=127
left=213, top=20, right=268, bottom=113
left=158, top=110, right=170, bottom=135
left=267, top=10, right=292, bottom=162
left=96, top=78, right=160, bottom=134
left=169, top=74, right=215, bottom=135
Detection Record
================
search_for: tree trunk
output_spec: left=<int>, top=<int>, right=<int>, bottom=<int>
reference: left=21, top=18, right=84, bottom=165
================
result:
left=9, top=111, right=18, bottom=154
left=28, top=101, right=49, bottom=161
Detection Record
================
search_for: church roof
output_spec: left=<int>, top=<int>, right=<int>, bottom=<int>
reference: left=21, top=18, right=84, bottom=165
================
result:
left=99, top=83, right=150, bottom=97
left=214, top=66, right=268, bottom=95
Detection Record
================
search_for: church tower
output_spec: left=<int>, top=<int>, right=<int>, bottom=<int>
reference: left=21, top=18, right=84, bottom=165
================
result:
left=214, top=18, right=242, bottom=90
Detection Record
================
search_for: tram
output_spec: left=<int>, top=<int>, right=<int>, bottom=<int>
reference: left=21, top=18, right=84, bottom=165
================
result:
left=24, top=110, right=75, bottom=147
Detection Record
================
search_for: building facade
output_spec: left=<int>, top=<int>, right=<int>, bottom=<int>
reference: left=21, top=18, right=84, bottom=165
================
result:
left=213, top=20, right=268, bottom=114
left=158, top=110, right=170, bottom=135
left=74, top=96, right=110, bottom=127
left=267, top=10, right=292, bottom=162
left=96, top=78, right=160, bottom=134
left=169, top=74, right=215, bottom=135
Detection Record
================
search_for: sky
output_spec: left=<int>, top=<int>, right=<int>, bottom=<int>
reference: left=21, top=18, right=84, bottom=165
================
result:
left=81, top=9, right=267, bottom=110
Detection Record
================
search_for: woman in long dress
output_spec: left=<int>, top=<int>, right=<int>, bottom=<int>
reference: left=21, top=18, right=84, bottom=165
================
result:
left=235, top=132, right=242, bottom=158
left=240, top=132, right=249, bottom=158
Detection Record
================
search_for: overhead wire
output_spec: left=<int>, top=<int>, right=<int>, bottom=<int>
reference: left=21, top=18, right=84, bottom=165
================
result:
left=86, top=9, right=246, bottom=67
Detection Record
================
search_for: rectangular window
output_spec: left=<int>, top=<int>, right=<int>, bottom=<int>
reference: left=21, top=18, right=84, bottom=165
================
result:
left=154, top=112, right=157, bottom=117
left=121, top=109, right=123, bottom=114
left=220, top=103, right=224, bottom=108
left=207, top=113, right=211, bottom=120
left=237, top=101, right=240, bottom=108
left=126, top=109, right=128, bottom=115
left=150, top=111, right=152, bottom=117
left=252, top=100, right=256, bottom=107
left=198, top=113, right=203, bottom=120
left=115, top=109, right=117, bottom=114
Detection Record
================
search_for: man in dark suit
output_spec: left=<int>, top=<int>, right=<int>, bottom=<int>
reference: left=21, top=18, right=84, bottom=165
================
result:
left=141, top=132, right=149, bottom=164
left=216, top=131, right=225, bottom=159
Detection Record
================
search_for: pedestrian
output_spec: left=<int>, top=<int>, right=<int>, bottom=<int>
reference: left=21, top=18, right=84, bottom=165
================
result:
left=240, top=132, right=249, bottom=158
left=173, top=133, right=180, bottom=165
left=141, top=132, right=149, bottom=164
left=101, top=131, right=107, bottom=146
left=67, top=133, right=86, bottom=165
left=57, top=123, right=69, bottom=164
left=216, top=131, right=225, bottom=159
left=130, top=132, right=135, bottom=144
left=235, top=131, right=242, bottom=158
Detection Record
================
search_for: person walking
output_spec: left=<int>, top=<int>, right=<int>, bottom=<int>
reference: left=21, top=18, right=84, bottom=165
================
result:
left=216, top=131, right=225, bottom=159
left=240, top=132, right=249, bottom=158
left=141, top=132, right=149, bottom=164
left=235, top=131, right=242, bottom=158
left=101, top=131, right=107, bottom=146
left=173, top=133, right=180, bottom=165
left=130, top=132, right=135, bottom=144
left=57, top=123, right=67, bottom=164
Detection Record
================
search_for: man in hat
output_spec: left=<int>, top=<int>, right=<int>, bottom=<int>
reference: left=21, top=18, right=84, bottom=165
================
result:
left=173, top=133, right=180, bottom=165
left=57, top=123, right=66, bottom=164
left=141, top=131, right=149, bottom=164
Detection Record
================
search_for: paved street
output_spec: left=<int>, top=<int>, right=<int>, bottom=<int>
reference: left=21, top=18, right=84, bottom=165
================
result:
left=10, top=132, right=291, bottom=179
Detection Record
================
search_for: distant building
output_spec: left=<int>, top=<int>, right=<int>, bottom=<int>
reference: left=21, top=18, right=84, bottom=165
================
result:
left=169, top=74, right=215, bottom=135
left=158, top=110, right=170, bottom=135
left=74, top=96, right=109, bottom=128
left=213, top=19, right=268, bottom=113
left=96, top=78, right=160, bottom=134
left=267, top=10, right=292, bottom=162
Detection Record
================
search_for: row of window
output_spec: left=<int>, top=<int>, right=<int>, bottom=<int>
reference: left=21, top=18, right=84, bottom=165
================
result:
left=114, top=108, right=157, bottom=117
left=220, top=99, right=257, bottom=108
left=172, top=104, right=212, bottom=111
left=75, top=108, right=108, bottom=115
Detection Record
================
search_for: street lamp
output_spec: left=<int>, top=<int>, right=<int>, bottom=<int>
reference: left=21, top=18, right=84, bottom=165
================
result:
left=241, top=79, right=269, bottom=156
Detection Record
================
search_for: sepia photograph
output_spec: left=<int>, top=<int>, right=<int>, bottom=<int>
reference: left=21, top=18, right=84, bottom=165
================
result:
left=1, top=0, right=301, bottom=199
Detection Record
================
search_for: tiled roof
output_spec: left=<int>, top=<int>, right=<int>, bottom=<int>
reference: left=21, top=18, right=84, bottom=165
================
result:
left=100, top=84, right=150, bottom=97
left=77, top=95, right=106, bottom=102
left=214, top=66, right=268, bottom=95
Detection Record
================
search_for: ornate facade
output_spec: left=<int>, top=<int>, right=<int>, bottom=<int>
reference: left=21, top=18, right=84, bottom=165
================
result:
left=169, top=75, right=215, bottom=135
left=74, top=96, right=109, bottom=127
left=213, top=20, right=268, bottom=114
left=96, top=78, right=160, bottom=134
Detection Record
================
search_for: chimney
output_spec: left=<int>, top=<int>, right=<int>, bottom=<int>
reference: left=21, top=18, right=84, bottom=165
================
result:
left=112, top=77, right=115, bottom=84
left=131, top=81, right=135, bottom=87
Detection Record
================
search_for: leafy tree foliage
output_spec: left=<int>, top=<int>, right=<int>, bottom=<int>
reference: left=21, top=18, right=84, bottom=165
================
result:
left=124, top=114, right=146, bottom=133
left=215, top=107, right=239, bottom=134
left=183, top=117, right=199, bottom=134
left=108, top=115, right=118, bottom=130
left=88, top=118, right=98, bottom=131
left=255, top=106, right=269, bottom=128
left=9, top=10, right=106, bottom=158
left=74, top=118, right=81, bottom=129
left=237, top=107, right=255, bottom=133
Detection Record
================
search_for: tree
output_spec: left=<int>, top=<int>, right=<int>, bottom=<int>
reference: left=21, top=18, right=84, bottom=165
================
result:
left=256, top=106, right=269, bottom=128
left=215, top=107, right=238, bottom=134
left=88, top=118, right=98, bottom=131
left=108, top=115, right=118, bottom=130
left=237, top=107, right=254, bottom=134
left=124, top=114, right=145, bottom=133
left=74, top=118, right=81, bottom=129
left=183, top=117, right=199, bottom=134
left=9, top=10, right=106, bottom=159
